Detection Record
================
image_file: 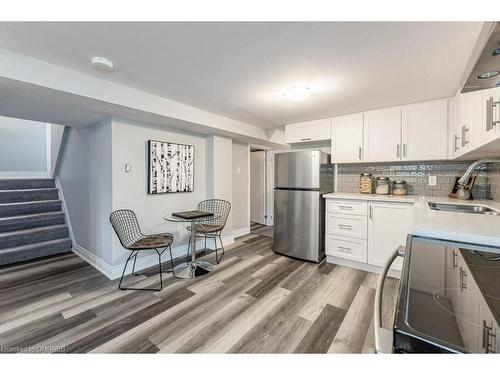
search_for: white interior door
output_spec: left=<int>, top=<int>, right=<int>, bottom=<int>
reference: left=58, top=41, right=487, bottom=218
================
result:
left=250, top=151, right=266, bottom=225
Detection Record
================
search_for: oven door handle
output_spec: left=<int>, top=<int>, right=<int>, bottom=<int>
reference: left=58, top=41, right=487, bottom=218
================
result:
left=374, top=245, right=405, bottom=354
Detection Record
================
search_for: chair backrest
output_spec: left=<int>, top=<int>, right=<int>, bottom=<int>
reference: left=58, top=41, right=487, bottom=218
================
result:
left=198, top=199, right=231, bottom=228
left=109, top=209, right=144, bottom=249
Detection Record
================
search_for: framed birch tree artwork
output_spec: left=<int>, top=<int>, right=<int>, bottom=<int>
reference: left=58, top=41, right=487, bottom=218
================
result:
left=148, top=140, right=195, bottom=194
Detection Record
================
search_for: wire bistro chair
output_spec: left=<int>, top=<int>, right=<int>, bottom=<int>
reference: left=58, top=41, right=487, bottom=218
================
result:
left=186, top=199, right=231, bottom=265
left=110, top=209, right=174, bottom=291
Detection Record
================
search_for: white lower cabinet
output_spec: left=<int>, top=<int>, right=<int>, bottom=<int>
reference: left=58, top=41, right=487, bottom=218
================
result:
left=325, top=234, right=367, bottom=263
left=325, top=198, right=413, bottom=273
left=367, top=202, right=413, bottom=271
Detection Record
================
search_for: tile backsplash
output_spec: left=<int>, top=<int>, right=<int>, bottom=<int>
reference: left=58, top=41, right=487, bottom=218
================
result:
left=336, top=161, right=500, bottom=201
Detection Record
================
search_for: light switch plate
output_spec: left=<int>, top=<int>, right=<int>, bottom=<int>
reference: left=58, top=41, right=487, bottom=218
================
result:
left=236, top=167, right=241, bottom=174
left=428, top=176, right=437, bottom=186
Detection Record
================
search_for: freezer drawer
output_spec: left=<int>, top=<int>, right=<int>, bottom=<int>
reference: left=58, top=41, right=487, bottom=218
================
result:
left=273, top=189, right=324, bottom=262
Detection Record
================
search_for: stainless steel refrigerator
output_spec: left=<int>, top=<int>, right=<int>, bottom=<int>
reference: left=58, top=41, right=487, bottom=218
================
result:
left=273, top=150, right=334, bottom=262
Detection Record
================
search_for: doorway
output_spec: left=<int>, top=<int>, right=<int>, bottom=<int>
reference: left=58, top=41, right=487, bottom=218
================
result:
left=250, top=150, right=266, bottom=225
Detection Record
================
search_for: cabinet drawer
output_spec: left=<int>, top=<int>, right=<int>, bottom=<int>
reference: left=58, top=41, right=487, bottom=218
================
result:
left=326, top=200, right=367, bottom=216
left=326, top=234, right=367, bottom=263
left=326, top=213, right=367, bottom=239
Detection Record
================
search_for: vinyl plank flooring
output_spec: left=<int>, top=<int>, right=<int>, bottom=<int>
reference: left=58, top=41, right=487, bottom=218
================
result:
left=327, top=285, right=376, bottom=353
left=294, top=304, right=346, bottom=353
left=0, top=227, right=399, bottom=354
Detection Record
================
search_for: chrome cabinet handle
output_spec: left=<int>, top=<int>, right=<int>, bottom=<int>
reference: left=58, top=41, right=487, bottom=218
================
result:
left=403, top=143, right=407, bottom=158
left=462, top=126, right=470, bottom=147
left=358, top=146, right=362, bottom=160
left=482, top=320, right=497, bottom=353
left=396, top=144, right=400, bottom=158
left=338, top=224, right=353, bottom=230
left=454, top=135, right=460, bottom=152
left=369, top=205, right=373, bottom=220
left=452, top=250, right=458, bottom=269
left=300, top=137, right=311, bottom=141
left=460, top=267, right=467, bottom=291
left=486, top=97, right=500, bottom=132
left=339, top=205, right=353, bottom=210
left=338, top=246, right=352, bottom=253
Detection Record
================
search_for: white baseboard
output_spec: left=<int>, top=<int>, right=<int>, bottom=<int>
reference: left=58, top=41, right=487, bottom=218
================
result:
left=55, top=177, right=75, bottom=245
left=72, top=243, right=115, bottom=279
left=0, top=171, right=48, bottom=178
left=326, top=255, right=401, bottom=279
left=73, top=238, right=224, bottom=280
left=233, top=226, right=251, bottom=239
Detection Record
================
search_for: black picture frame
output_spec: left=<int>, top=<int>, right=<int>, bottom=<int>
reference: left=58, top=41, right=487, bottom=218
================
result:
left=147, top=140, right=195, bottom=194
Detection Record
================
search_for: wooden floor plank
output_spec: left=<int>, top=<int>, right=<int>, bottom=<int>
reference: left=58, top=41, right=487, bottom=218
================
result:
left=294, top=304, right=346, bottom=353
left=327, top=285, right=376, bottom=353
left=0, top=228, right=399, bottom=354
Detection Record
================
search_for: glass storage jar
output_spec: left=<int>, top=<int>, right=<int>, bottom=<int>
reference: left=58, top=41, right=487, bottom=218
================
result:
left=392, top=180, right=408, bottom=196
left=360, top=173, right=373, bottom=194
left=375, top=177, right=390, bottom=195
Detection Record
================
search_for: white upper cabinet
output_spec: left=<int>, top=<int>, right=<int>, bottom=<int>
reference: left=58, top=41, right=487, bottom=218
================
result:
left=401, top=99, right=448, bottom=161
left=284, top=118, right=331, bottom=144
left=331, top=113, right=364, bottom=163
left=480, top=87, right=500, bottom=147
left=363, top=106, right=402, bottom=162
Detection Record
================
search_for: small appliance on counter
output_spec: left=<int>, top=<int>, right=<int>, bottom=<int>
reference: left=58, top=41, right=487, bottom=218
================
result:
left=273, top=150, right=334, bottom=262
left=375, top=235, right=500, bottom=353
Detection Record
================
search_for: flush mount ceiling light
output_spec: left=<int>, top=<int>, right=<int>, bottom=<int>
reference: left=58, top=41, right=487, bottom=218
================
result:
left=91, top=56, right=114, bottom=72
left=282, top=85, right=313, bottom=102
left=476, top=71, right=499, bottom=80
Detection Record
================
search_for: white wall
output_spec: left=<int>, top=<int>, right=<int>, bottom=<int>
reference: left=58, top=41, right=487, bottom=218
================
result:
left=0, top=115, right=47, bottom=177
left=111, top=117, right=209, bottom=267
left=232, top=142, right=250, bottom=235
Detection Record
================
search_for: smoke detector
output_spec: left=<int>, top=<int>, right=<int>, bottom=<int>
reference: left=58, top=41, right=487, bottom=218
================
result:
left=91, top=56, right=114, bottom=72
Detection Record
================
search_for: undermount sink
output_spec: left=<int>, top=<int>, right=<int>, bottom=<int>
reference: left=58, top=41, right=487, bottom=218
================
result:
left=428, top=202, right=500, bottom=216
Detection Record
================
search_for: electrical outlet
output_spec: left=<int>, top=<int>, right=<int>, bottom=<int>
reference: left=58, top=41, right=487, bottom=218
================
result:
left=428, top=176, right=437, bottom=186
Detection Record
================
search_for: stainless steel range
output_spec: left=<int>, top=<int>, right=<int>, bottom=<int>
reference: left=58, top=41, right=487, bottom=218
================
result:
left=375, top=235, right=500, bottom=353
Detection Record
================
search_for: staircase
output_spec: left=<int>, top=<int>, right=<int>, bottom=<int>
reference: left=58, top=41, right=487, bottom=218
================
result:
left=0, top=179, right=72, bottom=266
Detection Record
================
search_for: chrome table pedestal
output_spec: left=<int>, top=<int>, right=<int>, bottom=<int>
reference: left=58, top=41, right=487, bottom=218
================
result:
left=164, top=213, right=218, bottom=279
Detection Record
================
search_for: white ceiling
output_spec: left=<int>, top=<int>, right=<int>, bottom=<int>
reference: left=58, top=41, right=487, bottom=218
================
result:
left=0, top=22, right=484, bottom=128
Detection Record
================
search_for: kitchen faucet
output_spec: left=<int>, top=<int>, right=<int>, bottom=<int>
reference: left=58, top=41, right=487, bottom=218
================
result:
left=457, top=159, right=500, bottom=200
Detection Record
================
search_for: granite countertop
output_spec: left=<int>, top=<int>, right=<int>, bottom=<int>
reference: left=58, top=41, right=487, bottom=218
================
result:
left=323, top=192, right=500, bottom=247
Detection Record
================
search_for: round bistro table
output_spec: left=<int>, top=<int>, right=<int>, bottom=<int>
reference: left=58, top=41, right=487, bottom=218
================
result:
left=164, top=212, right=220, bottom=279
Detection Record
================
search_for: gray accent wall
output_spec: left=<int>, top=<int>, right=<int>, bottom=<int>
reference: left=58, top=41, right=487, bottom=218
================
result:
left=111, top=117, right=209, bottom=266
left=336, top=160, right=500, bottom=201
left=0, top=116, right=47, bottom=175
left=232, top=142, right=249, bottom=233
left=58, top=118, right=113, bottom=264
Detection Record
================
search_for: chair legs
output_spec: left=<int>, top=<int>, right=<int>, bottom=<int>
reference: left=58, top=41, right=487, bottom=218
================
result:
left=118, top=246, right=174, bottom=292
left=212, top=232, right=224, bottom=265
left=186, top=232, right=225, bottom=265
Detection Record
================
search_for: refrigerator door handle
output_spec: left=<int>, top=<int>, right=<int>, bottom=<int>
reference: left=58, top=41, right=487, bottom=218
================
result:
left=374, top=246, right=405, bottom=354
